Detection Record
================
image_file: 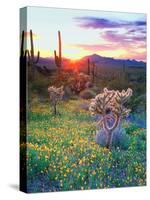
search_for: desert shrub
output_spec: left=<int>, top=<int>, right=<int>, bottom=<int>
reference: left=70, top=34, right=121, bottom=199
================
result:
left=125, top=123, right=139, bottom=135
left=79, top=102, right=90, bottom=111
left=69, top=95, right=79, bottom=100
left=63, top=86, right=73, bottom=100
left=95, top=127, right=130, bottom=150
left=68, top=72, right=91, bottom=94
left=91, top=86, right=101, bottom=94
left=128, top=94, right=146, bottom=112
left=30, top=76, right=49, bottom=94
left=107, top=78, right=132, bottom=91
left=51, top=71, right=72, bottom=87
left=138, top=129, right=146, bottom=141
left=85, top=81, right=93, bottom=88
left=79, top=89, right=96, bottom=99
left=129, top=135, right=146, bottom=152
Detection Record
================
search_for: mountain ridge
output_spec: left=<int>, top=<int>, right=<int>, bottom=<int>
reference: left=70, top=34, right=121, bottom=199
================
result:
left=37, top=54, right=146, bottom=69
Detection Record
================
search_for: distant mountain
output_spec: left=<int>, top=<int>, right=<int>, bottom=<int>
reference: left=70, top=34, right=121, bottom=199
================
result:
left=37, top=57, right=56, bottom=69
left=82, top=54, right=115, bottom=63
left=81, top=54, right=146, bottom=68
left=36, top=54, right=146, bottom=71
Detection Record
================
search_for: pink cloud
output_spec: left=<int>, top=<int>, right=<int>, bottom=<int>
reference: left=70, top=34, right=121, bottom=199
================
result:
left=69, top=43, right=116, bottom=51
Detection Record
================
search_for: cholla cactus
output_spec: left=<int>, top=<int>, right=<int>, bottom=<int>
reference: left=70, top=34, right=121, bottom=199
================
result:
left=89, top=88, right=132, bottom=148
left=69, top=73, right=91, bottom=94
left=48, top=86, right=64, bottom=115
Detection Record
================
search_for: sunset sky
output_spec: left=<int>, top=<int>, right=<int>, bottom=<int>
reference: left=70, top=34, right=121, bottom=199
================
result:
left=22, top=7, right=146, bottom=61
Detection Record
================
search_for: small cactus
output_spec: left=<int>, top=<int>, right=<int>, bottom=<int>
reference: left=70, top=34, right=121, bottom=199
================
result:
left=89, top=88, right=133, bottom=148
left=48, top=86, right=64, bottom=115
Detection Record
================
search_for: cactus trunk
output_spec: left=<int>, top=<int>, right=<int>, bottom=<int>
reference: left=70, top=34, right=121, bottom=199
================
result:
left=20, top=31, right=24, bottom=57
left=87, top=58, right=90, bottom=75
left=28, top=29, right=40, bottom=66
left=58, top=31, right=62, bottom=67
left=54, top=31, right=62, bottom=69
left=30, top=30, right=34, bottom=59
left=106, top=131, right=113, bottom=149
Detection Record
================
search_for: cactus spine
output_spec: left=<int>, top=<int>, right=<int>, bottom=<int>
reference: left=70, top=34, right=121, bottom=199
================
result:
left=54, top=31, right=62, bottom=68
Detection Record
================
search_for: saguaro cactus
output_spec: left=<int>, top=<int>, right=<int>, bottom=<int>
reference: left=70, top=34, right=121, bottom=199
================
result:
left=28, top=30, right=40, bottom=66
left=54, top=31, right=62, bottom=68
left=122, top=61, right=128, bottom=82
left=20, top=30, right=40, bottom=67
left=89, top=88, right=132, bottom=148
left=91, top=62, right=96, bottom=82
left=87, top=58, right=90, bottom=75
left=20, top=30, right=28, bottom=67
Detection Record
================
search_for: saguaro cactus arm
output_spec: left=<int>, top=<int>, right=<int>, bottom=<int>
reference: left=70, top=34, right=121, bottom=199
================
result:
left=28, top=29, right=40, bottom=65
left=54, top=31, right=62, bottom=68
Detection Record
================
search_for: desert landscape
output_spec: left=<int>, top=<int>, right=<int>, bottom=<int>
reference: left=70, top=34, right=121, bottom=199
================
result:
left=20, top=7, right=146, bottom=192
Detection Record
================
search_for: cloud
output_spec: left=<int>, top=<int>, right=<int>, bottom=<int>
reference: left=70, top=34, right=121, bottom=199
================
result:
left=73, top=16, right=146, bottom=61
left=101, top=30, right=146, bottom=44
left=74, top=16, right=146, bottom=29
left=120, top=50, right=146, bottom=61
left=68, top=43, right=113, bottom=51
left=127, top=27, right=146, bottom=34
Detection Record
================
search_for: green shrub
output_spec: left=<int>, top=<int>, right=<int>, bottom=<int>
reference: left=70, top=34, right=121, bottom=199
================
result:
left=95, top=127, right=130, bottom=150
left=125, top=123, right=139, bottom=135
left=79, top=89, right=96, bottom=99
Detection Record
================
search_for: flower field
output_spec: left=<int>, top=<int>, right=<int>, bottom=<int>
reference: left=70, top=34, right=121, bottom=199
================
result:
left=20, top=98, right=146, bottom=192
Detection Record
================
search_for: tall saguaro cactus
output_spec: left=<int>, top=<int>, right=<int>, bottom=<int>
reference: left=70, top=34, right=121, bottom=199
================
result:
left=28, top=30, right=40, bottom=66
left=87, top=58, right=90, bottom=75
left=54, top=31, right=62, bottom=68
left=122, top=61, right=128, bottom=82
left=91, top=62, right=96, bottom=82
left=20, top=30, right=28, bottom=67
left=20, top=29, right=40, bottom=67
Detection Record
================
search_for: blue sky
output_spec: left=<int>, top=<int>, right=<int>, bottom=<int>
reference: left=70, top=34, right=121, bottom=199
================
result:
left=21, top=6, right=146, bottom=61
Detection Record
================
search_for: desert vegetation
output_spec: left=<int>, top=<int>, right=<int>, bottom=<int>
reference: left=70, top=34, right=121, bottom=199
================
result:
left=20, top=29, right=146, bottom=192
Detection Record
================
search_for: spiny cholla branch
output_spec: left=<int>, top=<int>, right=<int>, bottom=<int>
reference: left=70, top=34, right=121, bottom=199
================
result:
left=89, top=88, right=133, bottom=148
left=111, top=89, right=132, bottom=117
left=48, top=86, right=64, bottom=115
